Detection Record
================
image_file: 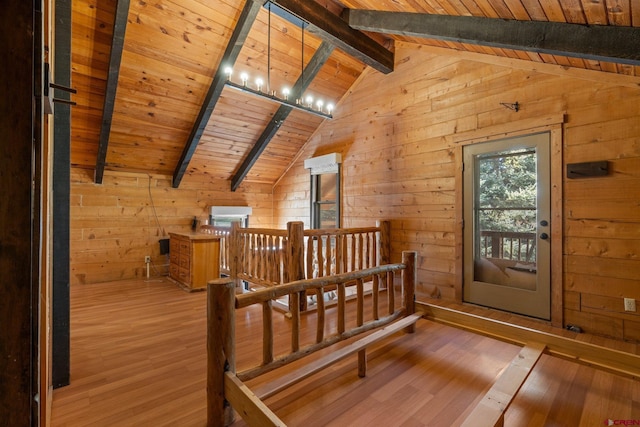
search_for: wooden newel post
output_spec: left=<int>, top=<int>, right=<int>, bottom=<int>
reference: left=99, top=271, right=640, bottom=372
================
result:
left=207, top=278, right=236, bottom=427
left=377, top=220, right=391, bottom=290
left=229, top=221, right=241, bottom=290
left=286, top=221, right=305, bottom=282
left=377, top=220, right=391, bottom=265
left=402, top=251, right=417, bottom=334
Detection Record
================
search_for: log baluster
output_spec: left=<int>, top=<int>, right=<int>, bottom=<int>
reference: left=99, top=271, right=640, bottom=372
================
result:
left=317, top=235, right=324, bottom=278
left=207, top=278, right=236, bottom=427
left=258, top=233, right=265, bottom=282
left=402, top=251, right=417, bottom=333
left=336, top=234, right=344, bottom=274
left=267, top=235, right=274, bottom=283
left=290, top=292, right=300, bottom=352
left=240, top=231, right=247, bottom=282
left=356, top=277, right=366, bottom=377
left=282, top=237, right=289, bottom=283
left=277, top=236, right=284, bottom=284
left=372, top=273, right=380, bottom=320
left=358, top=233, right=364, bottom=270
left=337, top=283, right=346, bottom=334
left=325, top=235, right=332, bottom=276
left=350, top=234, right=356, bottom=272
left=230, top=222, right=240, bottom=290
left=356, top=278, right=364, bottom=327
left=387, top=270, right=395, bottom=315
left=343, top=235, right=348, bottom=272
left=371, top=231, right=377, bottom=268
left=315, top=288, right=325, bottom=343
left=305, top=236, right=313, bottom=280
left=262, top=300, right=273, bottom=364
left=249, top=233, right=256, bottom=281
left=365, top=232, right=370, bottom=269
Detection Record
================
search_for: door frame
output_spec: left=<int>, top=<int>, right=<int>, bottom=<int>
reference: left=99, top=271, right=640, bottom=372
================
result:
left=453, top=115, right=564, bottom=327
left=462, top=132, right=551, bottom=319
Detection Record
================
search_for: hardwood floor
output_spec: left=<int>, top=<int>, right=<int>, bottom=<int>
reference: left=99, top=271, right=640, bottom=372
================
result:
left=51, top=278, right=640, bottom=426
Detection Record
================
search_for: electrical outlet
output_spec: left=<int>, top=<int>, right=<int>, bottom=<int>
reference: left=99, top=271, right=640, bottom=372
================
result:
left=624, top=298, right=636, bottom=312
left=145, top=255, right=151, bottom=264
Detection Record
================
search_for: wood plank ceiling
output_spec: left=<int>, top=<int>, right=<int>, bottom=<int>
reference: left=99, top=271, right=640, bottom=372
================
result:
left=70, top=0, right=639, bottom=190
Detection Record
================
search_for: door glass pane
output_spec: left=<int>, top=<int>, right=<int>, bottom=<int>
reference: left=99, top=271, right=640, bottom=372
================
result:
left=474, top=148, right=538, bottom=290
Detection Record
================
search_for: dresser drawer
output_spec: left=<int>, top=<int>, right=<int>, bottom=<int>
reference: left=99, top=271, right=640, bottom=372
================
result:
left=169, top=262, right=180, bottom=280
left=179, top=254, right=190, bottom=269
left=169, top=250, right=180, bottom=265
left=178, top=267, right=190, bottom=284
left=170, top=239, right=181, bottom=255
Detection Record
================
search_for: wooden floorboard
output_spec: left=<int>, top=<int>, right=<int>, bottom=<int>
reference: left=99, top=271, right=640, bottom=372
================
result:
left=51, top=277, right=640, bottom=426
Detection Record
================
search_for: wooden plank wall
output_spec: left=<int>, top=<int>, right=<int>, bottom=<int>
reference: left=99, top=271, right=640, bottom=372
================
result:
left=273, top=42, right=640, bottom=342
left=69, top=169, right=273, bottom=285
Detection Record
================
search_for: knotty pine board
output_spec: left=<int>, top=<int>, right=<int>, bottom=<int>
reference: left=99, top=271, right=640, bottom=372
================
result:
left=70, top=169, right=273, bottom=285
left=273, top=42, right=640, bottom=341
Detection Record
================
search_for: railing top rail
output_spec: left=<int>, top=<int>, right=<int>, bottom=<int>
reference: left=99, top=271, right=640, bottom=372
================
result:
left=233, top=223, right=383, bottom=238
left=236, top=227, right=288, bottom=237
left=304, top=226, right=380, bottom=237
left=235, top=262, right=406, bottom=309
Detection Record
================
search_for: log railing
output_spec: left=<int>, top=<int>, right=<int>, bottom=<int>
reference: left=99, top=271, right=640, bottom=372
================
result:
left=207, top=251, right=420, bottom=427
left=200, top=225, right=232, bottom=275
left=304, top=219, right=390, bottom=279
left=230, top=225, right=289, bottom=288
left=224, top=220, right=391, bottom=292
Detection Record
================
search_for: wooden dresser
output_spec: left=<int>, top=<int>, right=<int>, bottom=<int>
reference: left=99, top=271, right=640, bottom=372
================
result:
left=169, top=232, right=221, bottom=291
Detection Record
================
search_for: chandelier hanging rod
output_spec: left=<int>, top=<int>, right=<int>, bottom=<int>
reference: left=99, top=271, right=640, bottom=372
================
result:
left=222, top=0, right=334, bottom=120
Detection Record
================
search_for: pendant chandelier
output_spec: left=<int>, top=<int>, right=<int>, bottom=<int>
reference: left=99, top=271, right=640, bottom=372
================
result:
left=222, top=1, right=334, bottom=119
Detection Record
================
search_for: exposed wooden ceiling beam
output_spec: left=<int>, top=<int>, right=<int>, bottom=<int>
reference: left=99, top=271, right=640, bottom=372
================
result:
left=94, top=0, right=130, bottom=184
left=230, top=42, right=335, bottom=192
left=172, top=0, right=262, bottom=188
left=347, top=10, right=640, bottom=67
left=260, top=0, right=394, bottom=74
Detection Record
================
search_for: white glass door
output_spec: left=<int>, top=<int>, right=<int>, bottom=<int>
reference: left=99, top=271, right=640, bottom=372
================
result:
left=463, top=133, right=551, bottom=319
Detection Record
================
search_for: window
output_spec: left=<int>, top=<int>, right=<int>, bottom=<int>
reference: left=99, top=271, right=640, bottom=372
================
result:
left=304, top=153, right=342, bottom=229
left=311, top=172, right=339, bottom=229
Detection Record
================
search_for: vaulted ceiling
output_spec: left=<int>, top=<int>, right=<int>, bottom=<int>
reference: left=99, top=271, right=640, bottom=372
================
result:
left=70, top=0, right=639, bottom=190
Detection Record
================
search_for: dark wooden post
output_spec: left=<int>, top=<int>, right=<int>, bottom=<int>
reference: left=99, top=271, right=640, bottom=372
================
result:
left=1, top=1, right=40, bottom=423
left=207, top=278, right=236, bottom=426
left=402, top=251, right=417, bottom=333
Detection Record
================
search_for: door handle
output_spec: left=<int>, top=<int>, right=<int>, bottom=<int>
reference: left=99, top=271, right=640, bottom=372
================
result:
left=540, top=233, right=549, bottom=240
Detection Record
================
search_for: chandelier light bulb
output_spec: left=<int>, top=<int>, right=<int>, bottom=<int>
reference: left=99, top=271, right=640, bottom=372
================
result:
left=221, top=70, right=333, bottom=118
